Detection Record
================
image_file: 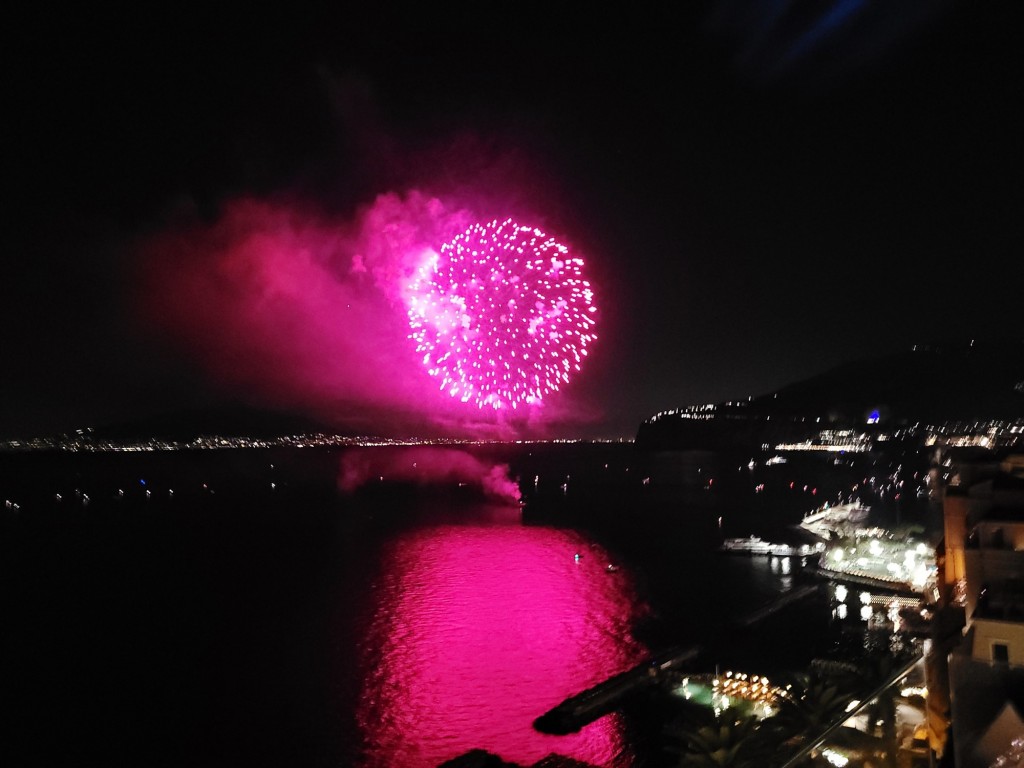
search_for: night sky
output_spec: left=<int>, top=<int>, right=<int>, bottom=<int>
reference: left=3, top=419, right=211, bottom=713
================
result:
left=3, top=3, right=1022, bottom=439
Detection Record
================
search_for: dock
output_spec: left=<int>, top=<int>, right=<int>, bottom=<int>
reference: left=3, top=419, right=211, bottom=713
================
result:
left=804, top=564, right=922, bottom=597
left=533, top=645, right=701, bottom=734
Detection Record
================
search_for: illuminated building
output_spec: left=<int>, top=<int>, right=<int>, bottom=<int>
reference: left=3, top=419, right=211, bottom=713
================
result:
left=941, top=450, right=1024, bottom=767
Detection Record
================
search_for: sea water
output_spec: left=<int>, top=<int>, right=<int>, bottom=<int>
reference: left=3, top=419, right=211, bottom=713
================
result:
left=1, top=441, right=936, bottom=767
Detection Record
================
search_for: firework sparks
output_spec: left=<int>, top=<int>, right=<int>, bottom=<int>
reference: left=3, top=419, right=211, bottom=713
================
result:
left=406, top=218, right=597, bottom=410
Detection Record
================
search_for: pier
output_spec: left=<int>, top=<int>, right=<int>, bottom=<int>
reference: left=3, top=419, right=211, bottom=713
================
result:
left=804, top=564, right=923, bottom=597
left=533, top=645, right=701, bottom=734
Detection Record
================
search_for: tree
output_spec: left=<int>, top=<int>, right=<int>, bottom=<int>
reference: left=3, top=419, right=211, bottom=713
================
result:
left=666, top=707, right=774, bottom=767
left=770, top=674, right=851, bottom=740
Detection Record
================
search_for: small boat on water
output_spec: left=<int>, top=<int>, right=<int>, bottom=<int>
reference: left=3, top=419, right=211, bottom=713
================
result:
left=721, top=536, right=776, bottom=555
left=720, top=536, right=822, bottom=557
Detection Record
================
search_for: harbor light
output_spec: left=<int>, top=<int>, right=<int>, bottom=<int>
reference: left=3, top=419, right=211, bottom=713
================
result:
left=911, top=564, right=930, bottom=589
left=823, top=747, right=850, bottom=767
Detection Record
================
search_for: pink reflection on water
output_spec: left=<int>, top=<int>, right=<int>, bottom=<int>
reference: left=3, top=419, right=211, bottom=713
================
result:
left=356, top=519, right=645, bottom=767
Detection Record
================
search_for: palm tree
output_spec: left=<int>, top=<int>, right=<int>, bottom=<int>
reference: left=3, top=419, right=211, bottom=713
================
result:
left=666, top=707, right=774, bottom=767
left=769, top=652, right=916, bottom=767
left=769, top=673, right=852, bottom=741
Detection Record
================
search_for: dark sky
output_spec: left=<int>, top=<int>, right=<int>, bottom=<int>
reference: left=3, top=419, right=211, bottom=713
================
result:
left=3, top=2, right=1022, bottom=439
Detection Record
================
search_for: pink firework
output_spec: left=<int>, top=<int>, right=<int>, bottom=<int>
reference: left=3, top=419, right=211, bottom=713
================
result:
left=406, top=218, right=597, bottom=410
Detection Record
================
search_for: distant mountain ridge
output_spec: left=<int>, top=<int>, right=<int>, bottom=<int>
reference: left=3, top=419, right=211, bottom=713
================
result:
left=90, top=404, right=358, bottom=441
left=69, top=342, right=1024, bottom=446
left=637, top=341, right=1024, bottom=450
left=761, top=341, right=1024, bottom=422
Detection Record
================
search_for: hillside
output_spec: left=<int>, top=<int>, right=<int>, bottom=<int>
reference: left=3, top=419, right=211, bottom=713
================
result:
left=636, top=341, right=1024, bottom=450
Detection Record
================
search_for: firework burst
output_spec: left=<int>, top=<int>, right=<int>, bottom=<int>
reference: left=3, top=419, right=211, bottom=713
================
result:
left=406, top=218, right=597, bottom=410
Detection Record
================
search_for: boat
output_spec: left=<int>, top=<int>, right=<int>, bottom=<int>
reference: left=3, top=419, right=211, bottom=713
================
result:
left=720, top=536, right=823, bottom=558
left=799, top=502, right=870, bottom=539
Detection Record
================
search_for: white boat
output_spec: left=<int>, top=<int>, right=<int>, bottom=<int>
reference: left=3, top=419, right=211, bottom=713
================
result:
left=721, top=536, right=822, bottom=557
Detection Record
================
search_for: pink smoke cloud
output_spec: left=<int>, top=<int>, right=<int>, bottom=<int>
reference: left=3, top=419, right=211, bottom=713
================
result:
left=338, top=447, right=521, bottom=504
left=134, top=187, right=598, bottom=438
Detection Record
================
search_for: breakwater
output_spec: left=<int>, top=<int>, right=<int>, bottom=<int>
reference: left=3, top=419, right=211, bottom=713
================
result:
left=534, top=645, right=701, bottom=734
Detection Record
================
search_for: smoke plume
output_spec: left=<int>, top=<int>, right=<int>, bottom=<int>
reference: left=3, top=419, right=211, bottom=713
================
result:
left=338, top=447, right=522, bottom=504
